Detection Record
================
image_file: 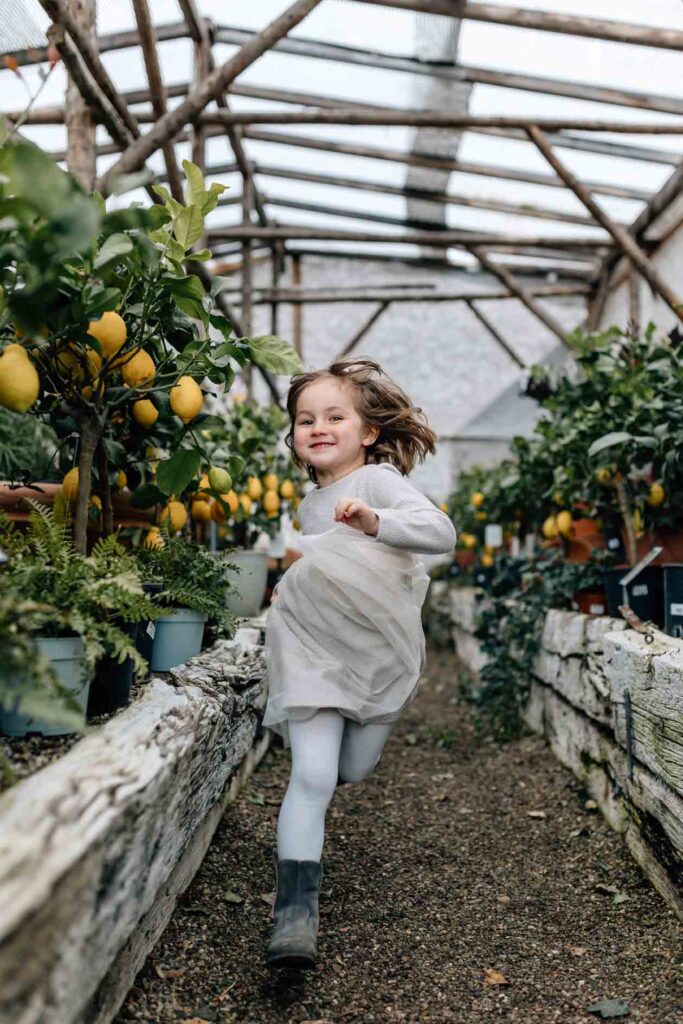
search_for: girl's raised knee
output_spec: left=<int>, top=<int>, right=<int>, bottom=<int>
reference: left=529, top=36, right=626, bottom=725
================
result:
left=290, top=762, right=338, bottom=803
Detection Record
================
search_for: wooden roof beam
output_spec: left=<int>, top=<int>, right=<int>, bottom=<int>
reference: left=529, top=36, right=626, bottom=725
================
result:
left=358, top=1, right=683, bottom=51
left=222, top=283, right=589, bottom=305
left=528, top=125, right=683, bottom=321
left=196, top=109, right=683, bottom=133
left=96, top=0, right=323, bottom=197
left=214, top=24, right=683, bottom=117
left=207, top=225, right=610, bottom=249
left=131, top=0, right=184, bottom=203
left=466, top=245, right=570, bottom=345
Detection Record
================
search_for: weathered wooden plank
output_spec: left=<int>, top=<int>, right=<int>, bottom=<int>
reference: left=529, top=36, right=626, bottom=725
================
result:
left=0, top=630, right=270, bottom=1024
left=528, top=680, right=683, bottom=919
left=604, top=629, right=683, bottom=802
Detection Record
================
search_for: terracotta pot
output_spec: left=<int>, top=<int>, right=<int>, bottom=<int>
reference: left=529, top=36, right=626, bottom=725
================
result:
left=573, top=587, right=608, bottom=616
left=566, top=518, right=605, bottom=564
left=0, top=481, right=155, bottom=530
left=455, top=549, right=476, bottom=569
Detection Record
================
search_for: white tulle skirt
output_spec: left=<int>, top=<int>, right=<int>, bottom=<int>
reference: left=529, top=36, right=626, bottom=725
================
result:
left=262, top=525, right=430, bottom=748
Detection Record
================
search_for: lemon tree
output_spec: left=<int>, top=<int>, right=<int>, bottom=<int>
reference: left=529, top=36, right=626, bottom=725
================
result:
left=0, top=141, right=303, bottom=552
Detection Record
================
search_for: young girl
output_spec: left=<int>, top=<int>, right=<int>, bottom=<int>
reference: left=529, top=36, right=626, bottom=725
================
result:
left=262, top=357, right=457, bottom=969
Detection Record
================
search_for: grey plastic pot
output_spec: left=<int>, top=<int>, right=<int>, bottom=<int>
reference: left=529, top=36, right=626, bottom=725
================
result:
left=150, top=608, right=208, bottom=673
left=0, top=635, right=91, bottom=737
left=224, top=549, right=269, bottom=618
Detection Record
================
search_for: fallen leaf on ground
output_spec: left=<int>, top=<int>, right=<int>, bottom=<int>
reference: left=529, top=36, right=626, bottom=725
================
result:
left=484, top=968, right=509, bottom=986
left=612, top=893, right=631, bottom=906
left=527, top=810, right=547, bottom=819
left=586, top=997, right=630, bottom=1018
left=224, top=890, right=244, bottom=904
left=260, top=891, right=275, bottom=906
left=566, top=945, right=587, bottom=956
left=584, top=799, right=598, bottom=811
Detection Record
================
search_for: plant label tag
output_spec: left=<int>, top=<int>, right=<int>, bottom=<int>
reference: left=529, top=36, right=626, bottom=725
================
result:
left=146, top=621, right=156, bottom=639
left=670, top=603, right=683, bottom=616
left=589, top=604, right=605, bottom=615
left=632, top=584, right=648, bottom=597
left=607, top=537, right=621, bottom=550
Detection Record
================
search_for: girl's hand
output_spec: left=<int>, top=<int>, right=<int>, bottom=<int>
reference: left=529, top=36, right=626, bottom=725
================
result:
left=334, top=497, right=379, bottom=537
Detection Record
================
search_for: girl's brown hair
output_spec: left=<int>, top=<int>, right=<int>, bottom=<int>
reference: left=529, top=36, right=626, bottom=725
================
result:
left=284, top=356, right=437, bottom=484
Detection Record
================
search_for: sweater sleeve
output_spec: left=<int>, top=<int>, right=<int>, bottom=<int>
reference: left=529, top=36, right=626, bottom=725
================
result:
left=364, top=465, right=457, bottom=554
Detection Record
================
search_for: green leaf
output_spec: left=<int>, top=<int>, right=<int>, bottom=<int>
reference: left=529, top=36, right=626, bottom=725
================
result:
left=5, top=142, right=72, bottom=219
left=156, top=449, right=202, bottom=497
left=186, top=248, right=212, bottom=262
left=129, top=483, right=166, bottom=509
left=587, top=432, right=633, bottom=458
left=174, top=204, right=205, bottom=250
left=182, top=160, right=206, bottom=208
left=93, top=232, right=134, bottom=270
left=201, top=181, right=227, bottom=215
left=247, top=335, right=304, bottom=375
left=228, top=455, right=245, bottom=481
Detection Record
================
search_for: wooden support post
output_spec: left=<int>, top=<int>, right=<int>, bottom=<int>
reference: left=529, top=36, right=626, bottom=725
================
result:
left=628, top=264, right=641, bottom=331
left=64, top=0, right=96, bottom=190
left=465, top=300, right=527, bottom=369
left=467, top=245, right=570, bottom=345
left=132, top=0, right=184, bottom=203
left=339, top=302, right=390, bottom=357
left=528, top=125, right=683, bottom=321
left=97, top=0, right=323, bottom=196
left=586, top=270, right=612, bottom=332
left=292, top=254, right=303, bottom=359
left=270, top=243, right=282, bottom=337
left=242, top=174, right=254, bottom=398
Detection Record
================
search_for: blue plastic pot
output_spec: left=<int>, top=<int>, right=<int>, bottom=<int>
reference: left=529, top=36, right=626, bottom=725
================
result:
left=0, top=635, right=91, bottom=737
left=150, top=608, right=207, bottom=672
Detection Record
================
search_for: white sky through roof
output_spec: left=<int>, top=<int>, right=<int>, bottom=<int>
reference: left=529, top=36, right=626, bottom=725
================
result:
left=1, top=0, right=682, bottom=265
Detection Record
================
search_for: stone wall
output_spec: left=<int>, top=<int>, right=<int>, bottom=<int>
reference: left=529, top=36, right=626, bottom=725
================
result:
left=441, top=585, right=683, bottom=919
left=0, top=622, right=271, bottom=1024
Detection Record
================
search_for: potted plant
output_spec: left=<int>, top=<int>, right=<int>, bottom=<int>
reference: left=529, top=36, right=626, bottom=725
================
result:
left=133, top=530, right=238, bottom=671
left=0, top=502, right=156, bottom=734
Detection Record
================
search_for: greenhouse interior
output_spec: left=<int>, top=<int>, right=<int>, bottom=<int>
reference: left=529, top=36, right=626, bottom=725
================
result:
left=0, top=1, right=682, bottom=1022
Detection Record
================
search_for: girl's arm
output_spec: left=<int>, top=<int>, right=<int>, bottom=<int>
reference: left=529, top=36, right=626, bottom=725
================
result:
left=357, top=465, right=457, bottom=554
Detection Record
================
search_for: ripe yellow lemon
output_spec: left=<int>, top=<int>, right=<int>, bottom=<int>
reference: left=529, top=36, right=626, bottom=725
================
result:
left=208, top=466, right=232, bottom=492
left=239, top=493, right=252, bottom=516
left=191, top=499, right=212, bottom=523
left=87, top=311, right=127, bottom=358
left=170, top=375, right=203, bottom=424
left=56, top=344, right=102, bottom=383
left=247, top=476, right=263, bottom=501
left=633, top=508, right=644, bottom=536
left=280, top=479, right=295, bottom=500
left=225, top=490, right=239, bottom=515
left=646, top=482, right=665, bottom=507
left=292, top=517, right=301, bottom=531
left=121, top=349, right=155, bottom=388
left=263, top=490, right=280, bottom=514
left=193, top=473, right=211, bottom=502
left=132, top=399, right=158, bottom=427
left=116, top=470, right=127, bottom=490
left=595, top=466, right=612, bottom=485
left=475, top=511, right=487, bottom=521
left=159, top=500, right=187, bottom=533
left=210, top=499, right=226, bottom=524
left=461, top=533, right=477, bottom=550
left=89, top=495, right=102, bottom=511
left=62, top=467, right=79, bottom=501
left=439, top=502, right=448, bottom=513
left=264, top=473, right=279, bottom=492
left=143, top=527, right=164, bottom=550
left=542, top=515, right=559, bottom=540
left=481, top=553, right=494, bottom=568
left=556, top=510, right=573, bottom=537
left=470, top=491, right=485, bottom=508
left=0, top=344, right=40, bottom=412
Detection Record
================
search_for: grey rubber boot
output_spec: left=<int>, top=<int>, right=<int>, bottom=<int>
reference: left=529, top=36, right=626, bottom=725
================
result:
left=266, top=854, right=323, bottom=969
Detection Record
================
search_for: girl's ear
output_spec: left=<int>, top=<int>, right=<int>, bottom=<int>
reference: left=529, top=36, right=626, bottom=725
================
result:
left=362, top=424, right=380, bottom=447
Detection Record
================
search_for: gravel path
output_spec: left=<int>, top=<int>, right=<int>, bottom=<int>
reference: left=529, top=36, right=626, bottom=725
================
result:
left=116, top=644, right=682, bottom=1024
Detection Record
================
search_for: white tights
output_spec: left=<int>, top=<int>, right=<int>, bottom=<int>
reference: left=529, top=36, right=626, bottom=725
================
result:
left=276, top=709, right=395, bottom=861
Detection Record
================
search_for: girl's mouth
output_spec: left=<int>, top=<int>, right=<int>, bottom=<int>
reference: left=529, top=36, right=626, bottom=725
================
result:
left=311, top=442, right=335, bottom=449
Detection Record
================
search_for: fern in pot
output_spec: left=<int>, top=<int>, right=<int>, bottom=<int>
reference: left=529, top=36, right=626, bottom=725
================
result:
left=133, top=531, right=238, bottom=672
left=0, top=503, right=158, bottom=734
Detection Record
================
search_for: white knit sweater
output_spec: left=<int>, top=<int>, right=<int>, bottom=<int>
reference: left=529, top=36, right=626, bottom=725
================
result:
left=297, top=462, right=457, bottom=555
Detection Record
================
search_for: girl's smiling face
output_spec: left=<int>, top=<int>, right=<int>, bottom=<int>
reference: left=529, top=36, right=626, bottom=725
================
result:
left=294, top=377, right=379, bottom=486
